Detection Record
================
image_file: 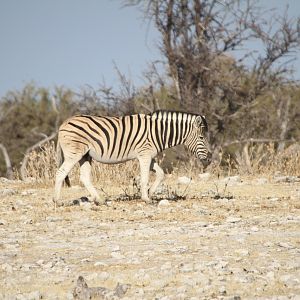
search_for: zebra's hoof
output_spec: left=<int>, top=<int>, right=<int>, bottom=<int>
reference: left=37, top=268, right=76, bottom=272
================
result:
left=142, top=198, right=152, bottom=204
left=52, top=199, right=64, bottom=208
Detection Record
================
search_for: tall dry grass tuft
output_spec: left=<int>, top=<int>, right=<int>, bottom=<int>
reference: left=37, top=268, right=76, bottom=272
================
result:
left=24, top=142, right=139, bottom=187
left=24, top=142, right=299, bottom=186
left=226, top=143, right=300, bottom=177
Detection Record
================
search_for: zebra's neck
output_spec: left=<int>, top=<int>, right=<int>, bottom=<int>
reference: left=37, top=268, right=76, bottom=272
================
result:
left=150, top=111, right=196, bottom=151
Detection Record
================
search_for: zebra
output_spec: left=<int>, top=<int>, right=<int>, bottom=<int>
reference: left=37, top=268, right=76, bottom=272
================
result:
left=53, top=110, right=211, bottom=206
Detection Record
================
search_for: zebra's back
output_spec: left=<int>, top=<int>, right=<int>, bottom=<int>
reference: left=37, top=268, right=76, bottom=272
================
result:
left=58, top=114, right=151, bottom=163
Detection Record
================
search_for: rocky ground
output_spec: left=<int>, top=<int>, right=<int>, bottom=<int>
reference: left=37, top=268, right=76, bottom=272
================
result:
left=0, top=174, right=300, bottom=300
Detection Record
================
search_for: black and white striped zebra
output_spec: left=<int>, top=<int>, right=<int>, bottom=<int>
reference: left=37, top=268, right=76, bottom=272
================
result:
left=53, top=110, right=211, bottom=205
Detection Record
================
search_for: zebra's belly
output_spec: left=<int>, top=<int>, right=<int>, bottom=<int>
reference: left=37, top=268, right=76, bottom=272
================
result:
left=89, top=149, right=136, bottom=164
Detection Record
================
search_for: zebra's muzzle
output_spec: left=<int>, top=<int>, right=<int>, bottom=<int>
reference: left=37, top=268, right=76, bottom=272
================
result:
left=200, top=152, right=212, bottom=167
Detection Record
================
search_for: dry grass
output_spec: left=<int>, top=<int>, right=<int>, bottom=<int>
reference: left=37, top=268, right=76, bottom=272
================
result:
left=22, top=141, right=139, bottom=187
left=231, top=143, right=300, bottom=176
left=22, top=142, right=300, bottom=186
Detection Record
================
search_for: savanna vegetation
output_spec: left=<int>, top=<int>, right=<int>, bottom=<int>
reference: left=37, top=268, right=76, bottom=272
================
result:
left=0, top=0, right=300, bottom=181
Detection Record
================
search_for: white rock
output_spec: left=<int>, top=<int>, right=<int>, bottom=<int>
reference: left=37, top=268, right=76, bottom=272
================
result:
left=80, top=201, right=92, bottom=209
left=0, top=188, right=17, bottom=196
left=21, top=189, right=37, bottom=196
left=1, top=263, right=13, bottom=273
left=221, top=176, right=241, bottom=185
left=219, top=286, right=226, bottom=295
left=177, top=176, right=192, bottom=185
left=266, top=271, right=275, bottom=281
left=252, top=178, right=268, bottom=185
left=46, top=216, right=62, bottom=222
left=180, top=263, right=194, bottom=273
left=278, top=242, right=295, bottom=249
left=198, top=172, right=211, bottom=181
left=0, top=219, right=6, bottom=225
left=280, top=274, right=300, bottom=288
left=235, top=249, right=249, bottom=256
left=274, top=175, right=300, bottom=183
left=270, top=197, right=280, bottom=201
left=194, top=221, right=209, bottom=227
left=94, top=261, right=108, bottom=267
left=111, top=245, right=120, bottom=252
left=158, top=199, right=170, bottom=207
left=111, top=251, right=125, bottom=259
left=16, top=291, right=41, bottom=300
left=226, top=217, right=242, bottom=223
left=98, top=271, right=110, bottom=281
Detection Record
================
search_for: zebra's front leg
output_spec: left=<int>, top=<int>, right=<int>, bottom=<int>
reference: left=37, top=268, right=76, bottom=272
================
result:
left=149, top=161, right=164, bottom=198
left=137, top=156, right=152, bottom=203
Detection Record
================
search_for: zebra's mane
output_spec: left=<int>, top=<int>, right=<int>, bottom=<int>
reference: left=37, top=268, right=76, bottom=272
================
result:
left=150, top=110, right=208, bottom=131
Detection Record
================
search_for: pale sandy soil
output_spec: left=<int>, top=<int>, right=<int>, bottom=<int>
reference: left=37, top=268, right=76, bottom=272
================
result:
left=0, top=176, right=299, bottom=300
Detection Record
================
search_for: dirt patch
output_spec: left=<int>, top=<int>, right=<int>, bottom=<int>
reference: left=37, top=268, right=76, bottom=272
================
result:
left=0, top=177, right=299, bottom=299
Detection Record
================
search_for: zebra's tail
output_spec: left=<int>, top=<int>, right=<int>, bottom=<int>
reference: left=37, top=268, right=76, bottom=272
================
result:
left=56, top=140, right=71, bottom=187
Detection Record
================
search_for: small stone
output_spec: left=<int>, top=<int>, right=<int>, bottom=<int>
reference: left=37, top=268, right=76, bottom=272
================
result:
left=0, top=188, right=17, bottom=196
left=98, top=271, right=110, bottom=281
left=250, top=226, right=259, bottom=232
left=94, top=261, right=108, bottom=267
left=111, top=245, right=120, bottom=252
left=0, top=219, right=6, bottom=225
left=2, top=263, right=13, bottom=273
left=263, top=242, right=273, bottom=247
left=280, top=274, right=300, bottom=288
left=21, top=189, right=37, bottom=196
left=221, top=176, right=241, bottom=185
left=219, top=286, right=226, bottom=295
left=278, top=242, right=295, bottom=249
left=252, top=178, right=268, bottom=185
left=111, top=251, right=125, bottom=259
left=158, top=199, right=170, bottom=207
left=235, top=249, right=249, bottom=256
left=180, top=263, right=193, bottom=273
left=198, top=172, right=211, bottom=181
left=194, top=221, right=208, bottom=227
left=46, top=216, right=62, bottom=222
left=177, top=176, right=192, bottom=185
left=274, top=175, right=300, bottom=183
left=226, top=217, right=242, bottom=223
left=266, top=271, right=275, bottom=281
left=270, top=197, right=280, bottom=201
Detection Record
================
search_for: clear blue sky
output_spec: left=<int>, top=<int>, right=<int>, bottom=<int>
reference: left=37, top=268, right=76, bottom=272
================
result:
left=0, top=0, right=299, bottom=99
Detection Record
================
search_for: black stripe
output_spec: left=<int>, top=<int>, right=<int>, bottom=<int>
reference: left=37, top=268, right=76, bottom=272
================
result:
left=60, top=129, right=90, bottom=143
left=127, top=114, right=141, bottom=153
left=117, top=117, right=126, bottom=158
left=81, top=116, right=110, bottom=152
left=169, top=115, right=174, bottom=148
left=76, top=119, right=99, bottom=136
left=122, top=115, right=134, bottom=158
left=102, top=117, right=118, bottom=158
left=71, top=139, right=89, bottom=147
left=163, top=112, right=169, bottom=149
left=178, top=114, right=185, bottom=144
left=174, top=112, right=180, bottom=145
left=68, top=122, right=104, bottom=154
left=155, top=117, right=163, bottom=152
left=135, top=116, right=148, bottom=149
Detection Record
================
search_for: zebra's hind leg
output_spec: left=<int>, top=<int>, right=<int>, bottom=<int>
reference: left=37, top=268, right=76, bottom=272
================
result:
left=53, top=158, right=80, bottom=207
left=79, top=156, right=105, bottom=205
left=137, top=156, right=152, bottom=203
left=149, top=161, right=165, bottom=198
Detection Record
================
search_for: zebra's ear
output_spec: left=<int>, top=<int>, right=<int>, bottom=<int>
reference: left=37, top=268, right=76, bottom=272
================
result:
left=194, top=116, right=203, bottom=128
left=194, top=116, right=208, bottom=132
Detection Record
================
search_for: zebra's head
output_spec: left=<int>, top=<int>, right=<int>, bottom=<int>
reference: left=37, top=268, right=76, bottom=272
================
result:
left=185, top=115, right=212, bottom=167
